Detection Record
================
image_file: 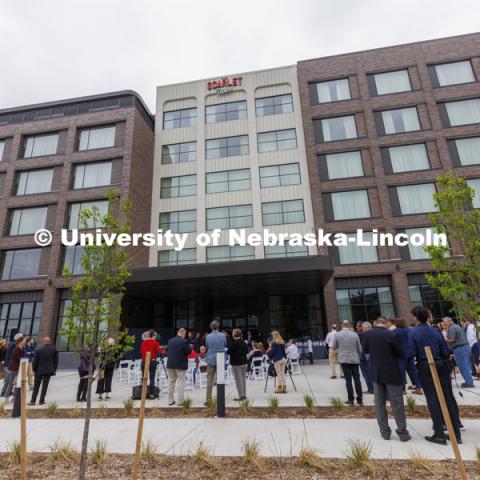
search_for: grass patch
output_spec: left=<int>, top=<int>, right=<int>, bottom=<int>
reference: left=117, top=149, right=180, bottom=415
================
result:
left=206, top=397, right=217, bottom=417
left=476, top=446, right=480, bottom=465
left=90, top=438, right=107, bottom=465
left=69, top=406, right=82, bottom=418
left=239, top=398, right=252, bottom=413
left=409, top=450, right=437, bottom=473
left=344, top=439, right=374, bottom=471
left=267, top=396, right=279, bottom=413
left=299, top=447, right=329, bottom=471
left=49, top=439, right=77, bottom=465
left=405, top=395, right=417, bottom=415
left=45, top=401, right=58, bottom=417
left=123, top=398, right=134, bottom=415
left=181, top=397, right=192, bottom=413
left=193, top=442, right=217, bottom=469
left=0, top=401, right=5, bottom=414
left=303, top=394, right=315, bottom=410
left=242, top=439, right=267, bottom=472
left=7, top=441, right=21, bottom=465
left=141, top=440, right=157, bottom=465
left=329, top=397, right=344, bottom=411
left=96, top=404, right=108, bottom=417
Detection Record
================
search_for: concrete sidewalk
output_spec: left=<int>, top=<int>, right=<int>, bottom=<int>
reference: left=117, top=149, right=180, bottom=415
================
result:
left=0, top=417, right=479, bottom=460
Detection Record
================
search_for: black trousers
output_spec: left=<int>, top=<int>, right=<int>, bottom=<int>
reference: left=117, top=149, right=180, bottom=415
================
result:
left=96, top=365, right=115, bottom=395
left=417, top=361, right=461, bottom=439
left=77, top=370, right=88, bottom=401
left=31, top=374, right=52, bottom=403
left=341, top=363, right=363, bottom=402
left=141, top=360, right=158, bottom=396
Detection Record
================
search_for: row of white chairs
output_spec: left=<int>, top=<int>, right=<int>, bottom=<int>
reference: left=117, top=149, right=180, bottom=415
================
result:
left=248, top=355, right=301, bottom=381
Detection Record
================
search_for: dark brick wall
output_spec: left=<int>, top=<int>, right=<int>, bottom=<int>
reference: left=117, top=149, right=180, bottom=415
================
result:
left=0, top=94, right=154, bottom=341
left=297, top=33, right=480, bottom=327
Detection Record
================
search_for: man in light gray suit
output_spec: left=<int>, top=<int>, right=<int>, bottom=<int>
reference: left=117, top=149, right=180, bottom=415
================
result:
left=333, top=320, right=363, bottom=405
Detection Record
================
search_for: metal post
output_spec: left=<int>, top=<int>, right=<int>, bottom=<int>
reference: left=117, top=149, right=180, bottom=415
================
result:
left=216, top=351, right=225, bottom=418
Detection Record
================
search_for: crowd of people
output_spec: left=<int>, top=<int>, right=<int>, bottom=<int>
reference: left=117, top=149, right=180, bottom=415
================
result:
left=327, top=307, right=479, bottom=445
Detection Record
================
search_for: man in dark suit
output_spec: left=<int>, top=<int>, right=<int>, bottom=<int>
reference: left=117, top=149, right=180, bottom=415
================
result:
left=29, top=336, right=58, bottom=405
left=166, top=328, right=192, bottom=406
left=363, top=316, right=411, bottom=442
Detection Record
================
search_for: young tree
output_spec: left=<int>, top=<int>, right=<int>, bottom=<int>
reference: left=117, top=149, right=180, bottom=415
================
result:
left=425, top=171, right=480, bottom=323
left=61, top=189, right=134, bottom=480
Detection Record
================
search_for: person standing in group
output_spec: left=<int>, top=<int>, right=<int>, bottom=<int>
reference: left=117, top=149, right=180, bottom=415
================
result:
left=333, top=320, right=363, bottom=406
left=205, top=320, right=226, bottom=405
left=268, top=331, right=288, bottom=394
left=0, top=339, right=7, bottom=378
left=325, top=324, right=341, bottom=379
left=29, top=336, right=58, bottom=405
left=140, top=329, right=165, bottom=399
left=409, top=306, right=462, bottom=445
left=77, top=347, right=95, bottom=402
left=356, top=322, right=373, bottom=394
left=227, top=329, right=248, bottom=401
left=166, top=328, right=192, bottom=406
left=96, top=338, right=116, bottom=400
left=24, top=337, right=36, bottom=390
left=363, top=316, right=411, bottom=442
left=1, top=333, right=26, bottom=400
left=444, top=317, right=475, bottom=388
left=466, top=319, right=479, bottom=379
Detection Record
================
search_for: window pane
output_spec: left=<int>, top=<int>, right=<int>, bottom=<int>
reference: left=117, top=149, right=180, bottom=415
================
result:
left=316, top=79, right=351, bottom=103
left=24, top=133, right=58, bottom=158
left=206, top=101, right=247, bottom=123
left=405, top=227, right=432, bottom=260
left=9, top=207, right=47, bottom=235
left=1, top=249, right=41, bottom=279
left=388, top=144, right=429, bottom=172
left=78, top=126, right=115, bottom=151
left=467, top=178, right=480, bottom=209
left=435, top=61, right=475, bottom=86
left=455, top=137, right=480, bottom=166
left=162, top=142, right=197, bottom=164
left=397, top=184, right=437, bottom=215
left=69, top=200, right=108, bottom=229
left=445, top=99, right=480, bottom=126
left=326, top=151, right=363, bottom=179
left=374, top=70, right=411, bottom=95
left=0, top=141, right=4, bottom=161
left=74, top=161, right=112, bottom=189
left=256, top=94, right=293, bottom=116
left=321, top=115, right=357, bottom=141
left=16, top=169, right=53, bottom=195
left=338, top=232, right=378, bottom=264
left=64, top=245, right=86, bottom=275
left=163, top=108, right=197, bottom=129
left=382, top=107, right=420, bottom=134
left=332, top=190, right=370, bottom=220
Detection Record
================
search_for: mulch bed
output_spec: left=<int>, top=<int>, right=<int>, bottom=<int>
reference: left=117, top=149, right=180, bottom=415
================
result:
left=2, top=453, right=479, bottom=480
left=3, top=404, right=480, bottom=419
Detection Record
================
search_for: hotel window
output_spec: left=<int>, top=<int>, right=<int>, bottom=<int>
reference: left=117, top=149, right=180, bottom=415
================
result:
left=337, top=232, right=378, bottom=265
left=68, top=200, right=108, bottom=229
left=160, top=175, right=197, bottom=198
left=63, top=245, right=85, bottom=275
left=330, top=190, right=370, bottom=220
left=315, top=115, right=357, bottom=143
left=313, top=78, right=351, bottom=103
left=257, top=129, right=297, bottom=153
left=78, top=125, right=115, bottom=151
left=73, top=161, right=112, bottom=189
left=431, top=60, right=476, bottom=87
left=403, top=227, right=434, bottom=260
left=320, top=151, right=364, bottom=180
left=1, top=248, right=42, bottom=280
left=161, top=142, right=197, bottom=164
left=23, top=133, right=58, bottom=158
left=206, top=135, right=249, bottom=159
left=409, top=283, right=455, bottom=323
left=264, top=244, right=308, bottom=258
left=467, top=178, right=480, bottom=209
left=262, top=199, right=305, bottom=226
left=8, top=207, right=48, bottom=235
left=449, top=137, right=480, bottom=166
left=206, top=169, right=250, bottom=193
left=393, top=183, right=437, bottom=215
left=206, top=204, right=253, bottom=230
left=383, top=143, right=430, bottom=173
left=255, top=94, right=293, bottom=117
left=0, top=140, right=4, bottom=161
left=336, top=286, right=394, bottom=323
left=443, top=99, right=480, bottom=127
left=16, top=169, right=53, bottom=195
left=206, top=245, right=255, bottom=263
left=159, top=210, right=196, bottom=233
left=369, top=69, right=411, bottom=96
left=163, top=107, right=197, bottom=129
left=378, top=107, right=420, bottom=135
left=158, top=249, right=196, bottom=266
left=259, top=163, right=300, bottom=188
left=0, top=301, right=42, bottom=339
left=205, top=101, right=247, bottom=123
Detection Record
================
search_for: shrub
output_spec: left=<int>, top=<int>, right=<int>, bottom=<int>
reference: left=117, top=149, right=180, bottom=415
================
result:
left=193, top=442, right=217, bottom=469
left=46, top=401, right=58, bottom=417
left=303, top=394, right=315, bottom=410
left=299, top=446, right=329, bottom=471
left=141, top=440, right=157, bottom=465
left=49, top=439, right=77, bottom=465
left=70, top=407, right=83, bottom=418
left=0, top=401, right=5, bottom=414
left=181, top=397, right=192, bottom=413
left=96, top=404, right=108, bottom=417
left=344, top=439, right=374, bottom=471
left=329, top=397, right=344, bottom=411
left=206, top=397, right=217, bottom=417
left=7, top=441, right=21, bottom=465
left=242, top=439, right=267, bottom=472
left=90, top=438, right=107, bottom=465
left=123, top=398, right=134, bottom=415
left=405, top=395, right=417, bottom=415
left=267, top=396, right=279, bottom=413
left=239, top=398, right=252, bottom=414
left=409, top=449, right=437, bottom=473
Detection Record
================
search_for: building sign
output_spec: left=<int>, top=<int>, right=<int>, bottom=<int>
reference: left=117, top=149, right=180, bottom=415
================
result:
left=207, top=76, right=243, bottom=95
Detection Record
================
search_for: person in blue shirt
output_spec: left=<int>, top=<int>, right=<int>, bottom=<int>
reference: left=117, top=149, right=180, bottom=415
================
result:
left=204, top=319, right=226, bottom=406
left=409, top=306, right=462, bottom=445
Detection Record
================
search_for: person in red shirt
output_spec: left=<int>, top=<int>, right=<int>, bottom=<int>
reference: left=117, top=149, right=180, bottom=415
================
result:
left=140, top=330, right=164, bottom=399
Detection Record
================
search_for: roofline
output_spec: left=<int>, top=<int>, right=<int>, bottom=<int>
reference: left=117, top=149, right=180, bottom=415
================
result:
left=0, top=89, right=154, bottom=121
left=298, top=31, right=480, bottom=64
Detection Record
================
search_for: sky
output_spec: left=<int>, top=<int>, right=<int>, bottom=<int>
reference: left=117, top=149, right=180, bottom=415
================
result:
left=1, top=0, right=479, bottom=113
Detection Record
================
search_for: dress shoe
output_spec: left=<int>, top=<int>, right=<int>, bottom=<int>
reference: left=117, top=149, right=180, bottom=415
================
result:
left=39, top=401, right=45, bottom=405
left=425, top=435, right=447, bottom=445
left=330, top=376, right=337, bottom=379
left=461, top=383, right=475, bottom=388
left=28, top=402, right=35, bottom=406
left=445, top=434, right=462, bottom=444
left=168, top=401, right=176, bottom=406
left=380, top=431, right=391, bottom=440
left=345, top=400, right=354, bottom=406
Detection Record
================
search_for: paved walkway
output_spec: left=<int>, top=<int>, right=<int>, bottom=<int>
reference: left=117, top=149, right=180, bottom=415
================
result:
left=3, top=362, right=479, bottom=409
left=0, top=417, right=479, bottom=460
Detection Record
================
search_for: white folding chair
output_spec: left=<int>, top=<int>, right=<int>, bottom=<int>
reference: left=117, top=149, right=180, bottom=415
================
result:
left=118, top=360, right=131, bottom=383
left=288, top=357, right=301, bottom=375
left=250, top=357, right=265, bottom=381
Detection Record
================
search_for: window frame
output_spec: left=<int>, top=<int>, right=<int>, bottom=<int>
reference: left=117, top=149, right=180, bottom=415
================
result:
left=429, top=59, right=477, bottom=88
left=317, top=150, right=364, bottom=181
left=22, top=132, right=59, bottom=158
left=205, top=168, right=251, bottom=194
left=159, top=210, right=197, bottom=233
left=0, top=248, right=42, bottom=280
left=163, top=107, right=197, bottom=129
left=389, top=183, right=438, bottom=217
left=381, top=143, right=431, bottom=174
left=367, top=69, right=412, bottom=96
left=259, top=162, right=301, bottom=188
left=205, top=135, right=249, bottom=159
left=308, top=78, right=351, bottom=105
left=161, top=141, right=197, bottom=164
left=77, top=124, right=116, bottom=151
left=206, top=204, right=253, bottom=231
left=375, top=106, right=421, bottom=136
left=160, top=174, right=197, bottom=199
left=257, top=129, right=297, bottom=153
left=261, top=199, right=305, bottom=226
left=15, top=168, right=54, bottom=196
left=313, top=114, right=358, bottom=143
left=205, top=100, right=247, bottom=124
left=72, top=160, right=113, bottom=190
left=255, top=94, right=293, bottom=117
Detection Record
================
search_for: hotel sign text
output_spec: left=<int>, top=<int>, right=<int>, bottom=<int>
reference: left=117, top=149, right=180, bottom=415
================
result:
left=207, top=76, right=243, bottom=95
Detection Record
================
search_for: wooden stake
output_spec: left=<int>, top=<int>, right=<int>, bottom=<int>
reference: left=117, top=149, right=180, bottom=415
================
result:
left=424, top=346, right=468, bottom=480
left=132, top=351, right=151, bottom=480
left=20, top=361, right=27, bottom=480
